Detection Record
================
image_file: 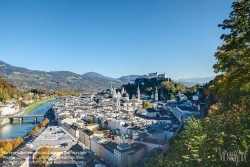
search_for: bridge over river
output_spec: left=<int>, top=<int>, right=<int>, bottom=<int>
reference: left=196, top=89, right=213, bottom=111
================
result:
left=0, top=99, right=60, bottom=140
left=4, top=115, right=45, bottom=123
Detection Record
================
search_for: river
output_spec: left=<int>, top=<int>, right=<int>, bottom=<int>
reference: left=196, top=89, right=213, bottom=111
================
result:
left=0, top=99, right=59, bottom=140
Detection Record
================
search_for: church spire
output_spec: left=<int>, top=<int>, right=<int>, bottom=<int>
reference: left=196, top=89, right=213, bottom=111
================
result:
left=113, top=84, right=116, bottom=95
left=137, top=84, right=140, bottom=100
left=155, top=87, right=158, bottom=101
left=155, top=87, right=158, bottom=93
left=110, top=84, right=113, bottom=93
left=121, top=86, right=125, bottom=95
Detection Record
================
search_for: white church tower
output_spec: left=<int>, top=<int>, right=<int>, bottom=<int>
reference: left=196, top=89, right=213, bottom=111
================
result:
left=137, top=84, right=140, bottom=101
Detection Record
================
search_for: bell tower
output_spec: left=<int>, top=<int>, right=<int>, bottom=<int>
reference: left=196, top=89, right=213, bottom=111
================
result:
left=137, top=84, right=140, bottom=100
left=155, top=87, right=158, bottom=101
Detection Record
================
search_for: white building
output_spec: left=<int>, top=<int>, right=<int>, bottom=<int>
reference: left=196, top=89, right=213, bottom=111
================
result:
left=170, top=104, right=200, bottom=123
left=0, top=104, right=19, bottom=116
left=91, top=136, right=108, bottom=157
left=100, top=141, right=117, bottom=167
left=178, top=92, right=187, bottom=101
left=114, top=143, right=146, bottom=167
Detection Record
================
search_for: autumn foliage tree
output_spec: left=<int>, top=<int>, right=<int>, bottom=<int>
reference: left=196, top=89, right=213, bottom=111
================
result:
left=11, top=137, right=24, bottom=149
left=30, top=126, right=39, bottom=135
left=35, top=146, right=51, bottom=166
left=0, top=137, right=24, bottom=158
left=0, top=147, right=4, bottom=159
left=0, top=77, right=22, bottom=102
left=39, top=118, right=50, bottom=127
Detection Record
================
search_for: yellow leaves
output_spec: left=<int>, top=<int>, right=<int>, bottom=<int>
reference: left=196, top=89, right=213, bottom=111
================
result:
left=35, top=146, right=51, bottom=165
left=216, top=137, right=224, bottom=144
left=208, top=85, right=214, bottom=89
left=0, top=137, right=23, bottom=157
left=208, top=103, right=221, bottom=116
left=39, top=118, right=50, bottom=127
left=39, top=121, right=46, bottom=127
left=11, top=137, right=23, bottom=149
left=0, top=147, right=5, bottom=158
left=241, top=140, right=247, bottom=147
left=3, top=141, right=12, bottom=153
left=30, top=126, right=39, bottom=135
left=148, top=104, right=153, bottom=108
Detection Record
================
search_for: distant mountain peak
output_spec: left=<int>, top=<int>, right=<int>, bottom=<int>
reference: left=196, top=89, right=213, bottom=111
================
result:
left=176, top=76, right=215, bottom=86
left=83, top=72, right=105, bottom=77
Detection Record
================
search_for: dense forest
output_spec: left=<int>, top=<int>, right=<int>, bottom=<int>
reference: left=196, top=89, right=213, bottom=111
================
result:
left=146, top=0, right=250, bottom=166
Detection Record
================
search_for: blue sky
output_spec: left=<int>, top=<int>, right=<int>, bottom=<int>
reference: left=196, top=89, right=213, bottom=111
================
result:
left=0, top=0, right=233, bottom=79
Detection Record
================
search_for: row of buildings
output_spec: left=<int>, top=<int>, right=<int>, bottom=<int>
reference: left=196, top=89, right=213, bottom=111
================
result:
left=51, top=86, right=175, bottom=166
left=4, top=84, right=205, bottom=167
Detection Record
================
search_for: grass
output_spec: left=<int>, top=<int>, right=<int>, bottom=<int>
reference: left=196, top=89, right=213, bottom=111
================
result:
left=23, top=97, right=56, bottom=115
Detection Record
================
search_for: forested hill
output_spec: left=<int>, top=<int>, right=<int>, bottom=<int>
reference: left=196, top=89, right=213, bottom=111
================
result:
left=0, top=60, right=123, bottom=91
left=123, top=78, right=202, bottom=101
left=0, top=77, right=22, bottom=102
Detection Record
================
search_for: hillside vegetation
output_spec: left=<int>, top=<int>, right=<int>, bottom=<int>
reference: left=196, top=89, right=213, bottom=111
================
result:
left=0, top=77, right=83, bottom=105
left=124, top=78, right=201, bottom=101
left=0, top=77, right=23, bottom=102
left=0, top=61, right=123, bottom=91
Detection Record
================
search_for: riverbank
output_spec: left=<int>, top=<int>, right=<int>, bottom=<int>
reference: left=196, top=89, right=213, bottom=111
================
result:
left=0, top=118, right=10, bottom=127
left=22, top=97, right=56, bottom=115
left=0, top=99, right=59, bottom=139
left=0, top=97, right=56, bottom=128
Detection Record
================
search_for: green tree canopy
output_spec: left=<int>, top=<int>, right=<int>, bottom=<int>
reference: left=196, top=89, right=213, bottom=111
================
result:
left=213, top=0, right=250, bottom=106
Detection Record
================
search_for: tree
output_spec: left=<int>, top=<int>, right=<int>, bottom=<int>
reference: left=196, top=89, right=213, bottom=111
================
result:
left=39, top=118, right=50, bottom=127
left=11, top=138, right=22, bottom=149
left=35, top=146, right=51, bottom=166
left=147, top=110, right=250, bottom=166
left=33, top=126, right=39, bottom=132
left=87, top=118, right=95, bottom=124
left=142, top=100, right=149, bottom=108
left=0, top=89, right=4, bottom=101
left=0, top=147, right=4, bottom=159
left=148, top=104, right=153, bottom=108
left=3, top=141, right=12, bottom=153
left=39, top=121, right=46, bottom=127
left=44, top=118, right=49, bottom=124
left=213, top=0, right=250, bottom=106
left=161, top=81, right=176, bottom=100
left=30, top=126, right=39, bottom=135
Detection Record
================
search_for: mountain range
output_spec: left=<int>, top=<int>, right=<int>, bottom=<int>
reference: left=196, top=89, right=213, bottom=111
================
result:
left=0, top=60, right=214, bottom=91
left=175, top=77, right=215, bottom=87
